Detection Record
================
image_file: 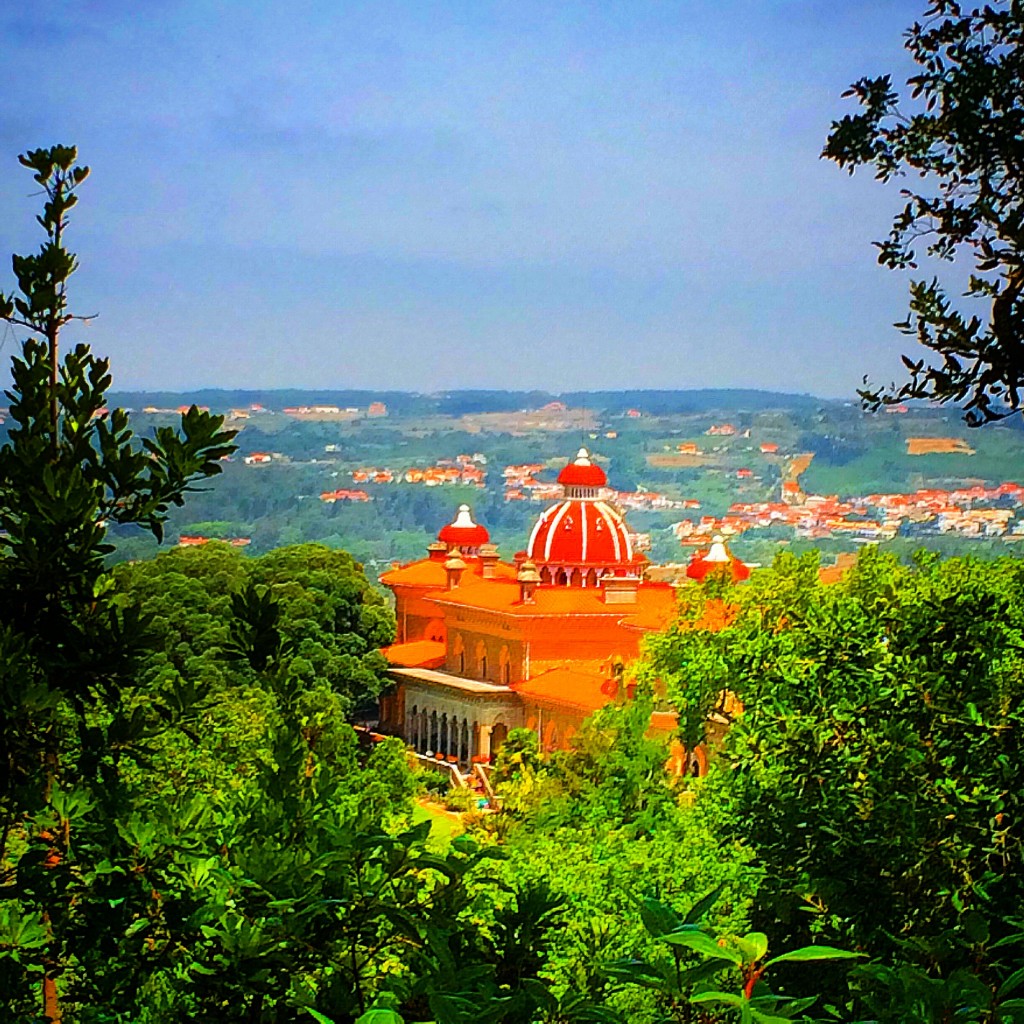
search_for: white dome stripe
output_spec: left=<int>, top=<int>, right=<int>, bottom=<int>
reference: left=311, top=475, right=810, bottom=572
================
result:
left=543, top=501, right=573, bottom=561
left=595, top=501, right=632, bottom=560
left=600, top=505, right=621, bottom=561
left=581, top=500, right=589, bottom=561
left=527, top=503, right=556, bottom=556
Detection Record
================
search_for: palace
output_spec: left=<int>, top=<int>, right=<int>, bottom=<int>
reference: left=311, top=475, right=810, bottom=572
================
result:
left=378, top=448, right=745, bottom=766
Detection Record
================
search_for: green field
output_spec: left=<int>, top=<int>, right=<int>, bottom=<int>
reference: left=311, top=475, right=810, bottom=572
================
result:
left=802, top=422, right=1024, bottom=496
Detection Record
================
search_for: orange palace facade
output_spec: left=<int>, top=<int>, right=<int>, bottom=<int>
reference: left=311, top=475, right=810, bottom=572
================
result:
left=378, top=448, right=695, bottom=763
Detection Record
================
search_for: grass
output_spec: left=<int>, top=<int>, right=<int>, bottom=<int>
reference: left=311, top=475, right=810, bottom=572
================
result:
left=801, top=425, right=1024, bottom=497
left=412, top=799, right=463, bottom=851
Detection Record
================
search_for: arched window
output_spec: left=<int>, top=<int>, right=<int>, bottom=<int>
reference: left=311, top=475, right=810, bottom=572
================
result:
left=543, top=718, right=559, bottom=751
left=453, top=634, right=465, bottom=675
left=491, top=722, right=509, bottom=752
left=500, top=645, right=512, bottom=686
left=475, top=641, right=488, bottom=680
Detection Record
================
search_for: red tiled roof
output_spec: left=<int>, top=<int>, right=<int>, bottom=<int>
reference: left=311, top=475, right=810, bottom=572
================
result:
left=429, top=577, right=675, bottom=618
left=512, top=666, right=609, bottom=712
left=380, top=558, right=518, bottom=588
left=381, top=640, right=447, bottom=669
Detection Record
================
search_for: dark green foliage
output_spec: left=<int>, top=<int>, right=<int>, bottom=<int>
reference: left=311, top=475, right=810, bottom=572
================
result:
left=0, top=145, right=238, bottom=1021
left=472, top=698, right=760, bottom=1023
left=114, top=542, right=395, bottom=717
left=598, top=889, right=860, bottom=1024
left=646, top=548, right=1024, bottom=1016
left=825, top=1, right=1024, bottom=425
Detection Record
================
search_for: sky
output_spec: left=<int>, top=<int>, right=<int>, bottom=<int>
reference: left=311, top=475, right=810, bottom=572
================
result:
left=0, top=0, right=932, bottom=397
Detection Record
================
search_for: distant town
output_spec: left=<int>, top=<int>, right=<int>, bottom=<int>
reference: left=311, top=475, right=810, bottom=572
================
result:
left=61, top=388, right=1024, bottom=567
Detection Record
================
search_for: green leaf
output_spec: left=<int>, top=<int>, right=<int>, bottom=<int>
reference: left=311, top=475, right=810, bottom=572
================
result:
left=962, top=909, right=989, bottom=945
left=764, top=945, right=863, bottom=967
left=683, top=884, right=725, bottom=926
left=998, top=966, right=1024, bottom=1000
left=735, top=931, right=769, bottom=964
left=638, top=896, right=682, bottom=937
left=353, top=1010, right=405, bottom=1024
left=521, top=977, right=558, bottom=1010
left=307, top=1012, right=337, bottom=1024
left=660, top=930, right=743, bottom=965
left=597, top=959, right=668, bottom=990
left=749, top=1010, right=797, bottom=1024
left=677, top=959, right=725, bottom=989
left=690, top=990, right=745, bottom=1006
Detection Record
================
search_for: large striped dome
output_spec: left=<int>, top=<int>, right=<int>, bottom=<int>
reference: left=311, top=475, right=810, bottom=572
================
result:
left=527, top=497, right=633, bottom=568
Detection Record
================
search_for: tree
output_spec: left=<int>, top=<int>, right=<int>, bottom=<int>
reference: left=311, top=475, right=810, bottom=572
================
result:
left=0, top=148, right=581, bottom=1024
left=113, top=542, right=395, bottom=717
left=824, top=1, right=1024, bottom=425
left=472, top=698, right=760, bottom=1023
left=644, top=548, right=1024, bottom=1016
left=0, top=145, right=237, bottom=1022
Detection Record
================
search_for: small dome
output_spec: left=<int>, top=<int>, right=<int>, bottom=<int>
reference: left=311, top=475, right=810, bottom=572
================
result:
left=557, top=447, right=607, bottom=488
left=687, top=535, right=750, bottom=582
left=527, top=498, right=633, bottom=567
left=438, top=504, right=490, bottom=548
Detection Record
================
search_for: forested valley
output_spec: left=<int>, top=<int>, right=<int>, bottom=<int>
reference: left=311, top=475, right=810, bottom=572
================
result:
left=8, top=527, right=1024, bottom=1021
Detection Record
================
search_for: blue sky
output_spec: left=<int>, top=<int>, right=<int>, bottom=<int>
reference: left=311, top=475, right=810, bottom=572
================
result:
left=0, top=1, right=928, bottom=396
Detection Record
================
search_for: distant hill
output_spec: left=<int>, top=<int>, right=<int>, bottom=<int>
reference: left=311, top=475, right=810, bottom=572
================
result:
left=106, top=389, right=428, bottom=416
left=557, top=389, right=827, bottom=415
left=108, top=387, right=833, bottom=417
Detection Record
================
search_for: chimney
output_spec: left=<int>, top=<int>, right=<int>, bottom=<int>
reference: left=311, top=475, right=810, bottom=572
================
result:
left=517, top=559, right=541, bottom=604
left=479, top=542, right=500, bottom=578
left=427, top=540, right=448, bottom=562
left=602, top=574, right=640, bottom=605
left=445, top=553, right=467, bottom=590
